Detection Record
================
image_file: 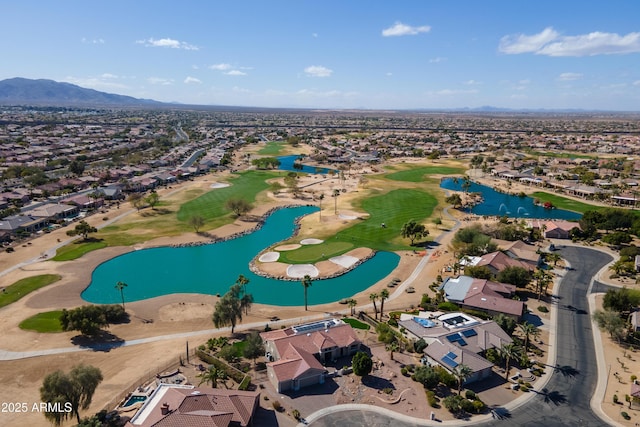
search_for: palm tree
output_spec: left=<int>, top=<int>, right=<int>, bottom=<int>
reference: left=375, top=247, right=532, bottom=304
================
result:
left=533, top=268, right=553, bottom=301
left=453, top=364, right=473, bottom=395
left=347, top=298, right=357, bottom=316
left=236, top=274, right=249, bottom=296
left=518, top=321, right=540, bottom=353
left=301, top=275, right=313, bottom=311
left=386, top=340, right=400, bottom=361
left=379, top=289, right=390, bottom=320
left=115, top=281, right=128, bottom=311
left=332, top=189, right=340, bottom=214
left=369, top=293, right=379, bottom=320
left=197, top=366, right=227, bottom=388
left=499, top=343, right=521, bottom=380
left=318, top=193, right=325, bottom=220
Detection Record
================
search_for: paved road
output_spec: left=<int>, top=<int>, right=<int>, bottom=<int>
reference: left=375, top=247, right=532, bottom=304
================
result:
left=308, top=246, right=614, bottom=427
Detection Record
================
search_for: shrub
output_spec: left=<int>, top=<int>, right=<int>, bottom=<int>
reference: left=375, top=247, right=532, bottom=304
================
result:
left=438, top=301, right=459, bottom=312
left=426, top=390, right=440, bottom=408
left=465, top=390, right=476, bottom=400
left=621, top=412, right=630, bottom=420
left=238, top=375, right=251, bottom=391
left=255, top=362, right=267, bottom=371
left=292, top=409, right=301, bottom=420
left=472, top=399, right=486, bottom=413
left=382, top=387, right=393, bottom=395
left=537, top=305, right=549, bottom=313
left=272, top=401, right=282, bottom=411
left=401, top=367, right=409, bottom=376
left=613, top=394, right=619, bottom=404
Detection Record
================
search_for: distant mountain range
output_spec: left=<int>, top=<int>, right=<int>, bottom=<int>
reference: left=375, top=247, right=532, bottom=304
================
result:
left=0, top=78, right=162, bottom=106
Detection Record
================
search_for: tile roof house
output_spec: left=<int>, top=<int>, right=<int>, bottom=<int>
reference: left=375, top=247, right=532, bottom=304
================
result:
left=126, top=384, right=259, bottom=427
left=500, top=240, right=542, bottom=269
left=476, top=251, right=533, bottom=275
left=527, top=219, right=581, bottom=239
left=260, top=318, right=361, bottom=393
left=440, top=276, right=525, bottom=320
left=399, top=313, right=513, bottom=384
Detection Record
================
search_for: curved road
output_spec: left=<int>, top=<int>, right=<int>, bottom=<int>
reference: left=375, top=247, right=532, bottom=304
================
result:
left=308, top=246, right=614, bottom=427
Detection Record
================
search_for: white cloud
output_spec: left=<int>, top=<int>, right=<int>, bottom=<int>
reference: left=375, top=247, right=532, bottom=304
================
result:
left=100, top=73, right=119, bottom=79
left=429, top=57, right=446, bottom=63
left=634, top=80, right=640, bottom=86
left=184, top=76, right=202, bottom=84
left=464, top=80, right=482, bottom=85
left=209, top=63, right=232, bottom=71
left=499, top=27, right=559, bottom=54
left=82, top=38, right=105, bottom=44
left=499, top=27, right=640, bottom=56
left=304, top=65, right=333, bottom=77
left=225, top=70, right=247, bottom=76
left=147, top=77, right=173, bottom=85
left=558, top=72, right=582, bottom=81
left=386, top=72, right=393, bottom=77
left=312, top=33, right=318, bottom=38
left=136, top=38, right=199, bottom=50
left=382, top=22, right=431, bottom=37
left=64, top=75, right=128, bottom=91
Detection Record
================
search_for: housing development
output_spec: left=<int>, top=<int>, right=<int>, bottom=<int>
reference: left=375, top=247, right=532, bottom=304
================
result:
left=1, top=100, right=640, bottom=427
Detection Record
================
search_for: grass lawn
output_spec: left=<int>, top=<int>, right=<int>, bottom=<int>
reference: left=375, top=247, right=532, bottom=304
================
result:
left=19, top=310, right=64, bottom=333
left=258, top=141, right=287, bottom=155
left=52, top=239, right=107, bottom=261
left=334, top=188, right=438, bottom=251
left=0, top=274, right=61, bottom=308
left=530, top=191, right=599, bottom=214
left=55, top=170, right=280, bottom=258
left=278, top=241, right=354, bottom=263
left=342, top=317, right=370, bottom=330
left=385, top=165, right=465, bottom=182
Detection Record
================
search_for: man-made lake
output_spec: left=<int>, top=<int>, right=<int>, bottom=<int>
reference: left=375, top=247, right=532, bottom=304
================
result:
left=82, top=206, right=400, bottom=306
left=440, top=178, right=582, bottom=220
left=278, top=155, right=335, bottom=174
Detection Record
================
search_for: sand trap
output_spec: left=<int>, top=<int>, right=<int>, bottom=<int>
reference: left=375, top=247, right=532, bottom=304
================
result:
left=329, top=255, right=359, bottom=268
left=300, top=238, right=324, bottom=245
left=210, top=182, right=230, bottom=189
left=274, top=243, right=302, bottom=251
left=286, top=264, right=319, bottom=278
left=338, top=214, right=358, bottom=220
left=258, top=252, right=280, bottom=262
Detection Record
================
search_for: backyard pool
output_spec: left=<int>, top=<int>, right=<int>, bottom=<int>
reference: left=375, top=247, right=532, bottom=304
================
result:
left=82, top=206, right=400, bottom=306
left=440, top=178, right=582, bottom=220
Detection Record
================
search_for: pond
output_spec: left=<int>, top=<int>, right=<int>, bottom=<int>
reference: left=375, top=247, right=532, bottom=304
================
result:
left=278, top=155, right=336, bottom=174
left=81, top=206, right=400, bottom=306
left=440, top=178, right=582, bottom=220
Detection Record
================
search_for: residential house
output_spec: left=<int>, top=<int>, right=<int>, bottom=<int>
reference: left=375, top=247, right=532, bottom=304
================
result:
left=125, top=384, right=259, bottom=427
left=260, top=318, right=361, bottom=393
left=29, top=203, right=79, bottom=220
left=0, top=214, right=48, bottom=234
left=476, top=251, right=533, bottom=276
left=501, top=240, right=542, bottom=269
left=399, top=312, right=513, bottom=384
left=440, top=276, right=525, bottom=321
left=528, top=219, right=581, bottom=239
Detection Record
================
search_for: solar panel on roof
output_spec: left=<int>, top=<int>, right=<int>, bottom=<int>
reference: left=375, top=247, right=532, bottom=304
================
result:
left=442, top=355, right=459, bottom=368
left=445, top=351, right=458, bottom=360
left=458, top=338, right=468, bottom=346
left=446, top=333, right=460, bottom=343
left=462, top=329, right=478, bottom=338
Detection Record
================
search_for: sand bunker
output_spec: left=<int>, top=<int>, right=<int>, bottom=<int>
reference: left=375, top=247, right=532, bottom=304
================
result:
left=286, top=264, right=319, bottom=278
left=329, top=255, right=359, bottom=268
left=210, top=182, right=230, bottom=189
left=338, top=214, right=358, bottom=220
left=300, top=238, right=324, bottom=245
left=274, top=243, right=302, bottom=251
left=258, top=252, right=280, bottom=262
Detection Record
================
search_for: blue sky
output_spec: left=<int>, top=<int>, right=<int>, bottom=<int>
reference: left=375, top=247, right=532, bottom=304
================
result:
left=2, top=1, right=640, bottom=110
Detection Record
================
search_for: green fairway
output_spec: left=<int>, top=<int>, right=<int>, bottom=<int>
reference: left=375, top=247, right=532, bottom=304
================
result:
left=531, top=191, right=598, bottom=214
left=385, top=166, right=465, bottom=182
left=52, top=240, right=107, bottom=261
left=0, top=274, right=61, bottom=308
left=177, top=170, right=277, bottom=222
left=19, top=310, right=64, bottom=333
left=258, top=141, right=287, bottom=155
left=278, top=241, right=354, bottom=263
left=338, top=188, right=437, bottom=250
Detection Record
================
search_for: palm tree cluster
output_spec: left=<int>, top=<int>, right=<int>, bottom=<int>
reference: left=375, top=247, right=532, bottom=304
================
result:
left=212, top=275, right=254, bottom=334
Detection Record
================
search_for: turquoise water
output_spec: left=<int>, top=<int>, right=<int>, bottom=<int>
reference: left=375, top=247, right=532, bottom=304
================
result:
left=82, top=206, right=400, bottom=306
left=440, top=178, right=582, bottom=220
left=278, top=155, right=336, bottom=174
left=123, top=395, right=147, bottom=407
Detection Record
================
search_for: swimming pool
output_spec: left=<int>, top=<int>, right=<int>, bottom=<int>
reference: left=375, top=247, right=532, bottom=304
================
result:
left=413, top=317, right=435, bottom=328
left=82, top=206, right=400, bottom=306
left=123, top=395, right=147, bottom=407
